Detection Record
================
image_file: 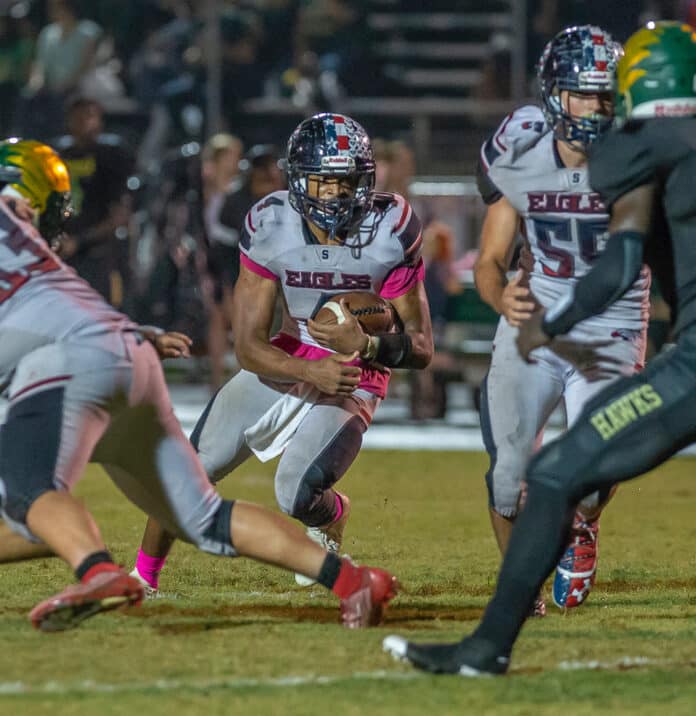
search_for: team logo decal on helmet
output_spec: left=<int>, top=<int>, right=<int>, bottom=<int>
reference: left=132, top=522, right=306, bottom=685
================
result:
left=286, top=113, right=375, bottom=239
left=538, top=25, right=622, bottom=147
left=617, top=21, right=696, bottom=121
left=0, top=138, right=73, bottom=240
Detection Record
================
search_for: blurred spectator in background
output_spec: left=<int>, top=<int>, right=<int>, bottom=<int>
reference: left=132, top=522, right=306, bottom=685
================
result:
left=219, top=144, right=285, bottom=230
left=201, top=131, right=244, bottom=390
left=20, top=0, right=102, bottom=139
left=219, top=9, right=266, bottom=126
left=131, top=139, right=206, bottom=348
left=0, top=9, right=34, bottom=136
left=55, top=95, right=135, bottom=308
left=372, top=137, right=390, bottom=192
left=381, top=140, right=461, bottom=420
left=383, top=140, right=415, bottom=199
left=292, top=0, right=376, bottom=98
left=414, top=220, right=462, bottom=420
left=475, top=33, right=513, bottom=100
left=280, top=49, right=340, bottom=112
left=680, top=0, right=696, bottom=23
left=254, top=0, right=299, bottom=84
left=130, top=4, right=201, bottom=172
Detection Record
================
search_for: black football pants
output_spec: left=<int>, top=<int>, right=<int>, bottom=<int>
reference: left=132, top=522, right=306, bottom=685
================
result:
left=473, top=324, right=696, bottom=655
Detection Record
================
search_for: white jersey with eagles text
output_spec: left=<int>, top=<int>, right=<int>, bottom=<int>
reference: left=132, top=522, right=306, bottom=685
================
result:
left=0, top=200, right=135, bottom=388
left=478, top=105, right=650, bottom=332
left=477, top=105, right=648, bottom=519
left=239, top=189, right=423, bottom=398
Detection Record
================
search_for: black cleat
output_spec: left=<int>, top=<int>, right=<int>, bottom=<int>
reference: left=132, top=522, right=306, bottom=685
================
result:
left=383, top=635, right=509, bottom=676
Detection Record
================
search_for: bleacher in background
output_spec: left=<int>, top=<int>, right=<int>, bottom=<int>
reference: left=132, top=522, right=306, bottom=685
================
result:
left=242, top=1, right=530, bottom=175
left=368, top=0, right=517, bottom=98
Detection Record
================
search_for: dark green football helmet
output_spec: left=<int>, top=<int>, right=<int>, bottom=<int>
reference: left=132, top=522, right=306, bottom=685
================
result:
left=617, top=21, right=696, bottom=121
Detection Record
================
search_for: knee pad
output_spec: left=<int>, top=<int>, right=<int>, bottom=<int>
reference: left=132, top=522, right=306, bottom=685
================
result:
left=0, top=387, right=64, bottom=525
left=278, top=415, right=364, bottom=524
left=199, top=499, right=237, bottom=556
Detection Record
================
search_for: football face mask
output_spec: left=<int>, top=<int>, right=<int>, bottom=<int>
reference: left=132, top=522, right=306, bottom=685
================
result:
left=286, top=113, right=375, bottom=241
left=538, top=25, right=622, bottom=149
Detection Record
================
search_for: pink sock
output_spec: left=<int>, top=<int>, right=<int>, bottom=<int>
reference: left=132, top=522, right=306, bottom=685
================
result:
left=333, top=493, right=344, bottom=522
left=135, top=549, right=168, bottom=589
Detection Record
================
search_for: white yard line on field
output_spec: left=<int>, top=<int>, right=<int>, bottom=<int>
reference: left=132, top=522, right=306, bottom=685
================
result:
left=0, top=670, right=421, bottom=696
left=1, top=656, right=692, bottom=696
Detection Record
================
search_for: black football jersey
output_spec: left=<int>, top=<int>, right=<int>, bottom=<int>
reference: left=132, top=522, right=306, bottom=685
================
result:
left=589, top=118, right=696, bottom=336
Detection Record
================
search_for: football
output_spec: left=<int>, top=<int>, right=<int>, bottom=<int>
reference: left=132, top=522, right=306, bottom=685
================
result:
left=314, top=291, right=396, bottom=335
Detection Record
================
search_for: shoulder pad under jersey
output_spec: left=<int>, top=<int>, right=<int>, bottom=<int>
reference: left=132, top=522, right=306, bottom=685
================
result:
left=373, top=191, right=423, bottom=264
left=241, top=191, right=287, bottom=242
left=239, top=191, right=289, bottom=274
left=477, top=105, right=548, bottom=204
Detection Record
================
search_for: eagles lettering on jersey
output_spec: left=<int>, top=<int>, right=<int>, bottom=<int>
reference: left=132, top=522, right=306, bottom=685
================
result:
left=239, top=189, right=423, bottom=351
left=477, top=105, right=649, bottom=332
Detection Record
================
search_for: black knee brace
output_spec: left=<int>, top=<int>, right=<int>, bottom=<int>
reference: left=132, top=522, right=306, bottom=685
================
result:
left=0, top=387, right=64, bottom=524
left=291, top=476, right=336, bottom=527
left=290, top=415, right=364, bottom=527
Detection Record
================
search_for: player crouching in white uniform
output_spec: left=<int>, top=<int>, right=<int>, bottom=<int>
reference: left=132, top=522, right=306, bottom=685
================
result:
left=474, top=27, right=649, bottom=612
left=0, top=139, right=399, bottom=631
left=129, top=113, right=434, bottom=593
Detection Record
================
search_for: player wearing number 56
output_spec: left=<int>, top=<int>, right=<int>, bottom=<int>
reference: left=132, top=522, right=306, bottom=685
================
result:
left=472, top=26, right=650, bottom=615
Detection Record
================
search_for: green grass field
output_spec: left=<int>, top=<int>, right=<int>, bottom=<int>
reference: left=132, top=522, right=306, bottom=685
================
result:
left=2, top=450, right=696, bottom=715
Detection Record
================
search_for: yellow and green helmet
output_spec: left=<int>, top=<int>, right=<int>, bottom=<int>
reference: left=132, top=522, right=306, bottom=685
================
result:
left=617, top=21, right=696, bottom=121
left=0, top=138, right=73, bottom=239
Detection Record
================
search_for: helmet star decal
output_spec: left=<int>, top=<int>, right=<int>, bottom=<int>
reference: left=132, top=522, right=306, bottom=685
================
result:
left=538, top=25, right=621, bottom=148
left=285, top=113, right=376, bottom=242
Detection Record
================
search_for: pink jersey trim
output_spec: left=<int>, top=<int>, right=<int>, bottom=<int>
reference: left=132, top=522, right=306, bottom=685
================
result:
left=379, top=257, right=425, bottom=299
left=271, top=333, right=390, bottom=398
left=240, top=252, right=279, bottom=280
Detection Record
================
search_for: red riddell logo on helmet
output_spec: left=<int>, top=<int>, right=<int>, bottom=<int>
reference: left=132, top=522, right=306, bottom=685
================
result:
left=654, top=103, right=696, bottom=116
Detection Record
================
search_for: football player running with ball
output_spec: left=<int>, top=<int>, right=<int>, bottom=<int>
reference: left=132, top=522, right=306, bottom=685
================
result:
left=474, top=25, right=649, bottom=613
left=0, top=139, right=399, bottom=631
left=130, top=113, right=433, bottom=593
left=386, top=20, right=696, bottom=675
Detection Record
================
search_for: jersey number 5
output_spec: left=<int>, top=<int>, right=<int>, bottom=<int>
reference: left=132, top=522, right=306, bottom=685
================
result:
left=534, top=217, right=608, bottom=278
